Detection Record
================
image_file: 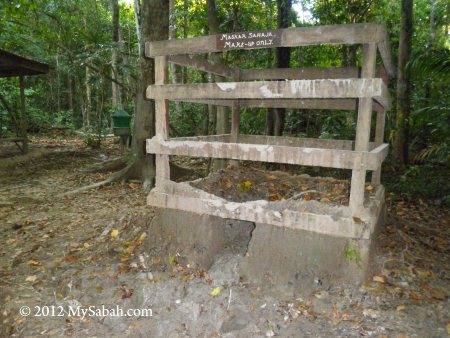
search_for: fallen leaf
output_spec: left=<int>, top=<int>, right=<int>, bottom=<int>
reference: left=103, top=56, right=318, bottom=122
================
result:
left=430, top=287, right=447, bottom=300
left=139, top=232, right=147, bottom=242
left=268, top=193, right=283, bottom=201
left=25, top=275, right=37, bottom=282
left=83, top=243, right=91, bottom=249
left=396, top=304, right=406, bottom=312
left=373, top=275, right=387, bottom=283
left=314, top=290, right=329, bottom=299
left=211, top=287, right=221, bottom=296
left=120, top=287, right=134, bottom=299
left=362, top=309, right=380, bottom=318
left=111, top=229, right=119, bottom=238
left=266, top=175, right=277, bottom=181
left=63, top=256, right=79, bottom=262
left=353, top=217, right=363, bottom=223
left=28, top=259, right=41, bottom=266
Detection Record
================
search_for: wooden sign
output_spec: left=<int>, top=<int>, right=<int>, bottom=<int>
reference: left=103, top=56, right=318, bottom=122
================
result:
left=216, top=29, right=282, bottom=51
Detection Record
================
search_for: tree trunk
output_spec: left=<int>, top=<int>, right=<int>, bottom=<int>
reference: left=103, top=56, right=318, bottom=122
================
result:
left=111, top=0, right=122, bottom=110
left=84, top=66, right=92, bottom=128
left=19, top=76, right=28, bottom=154
left=130, top=0, right=169, bottom=183
left=393, top=0, right=413, bottom=168
left=67, top=75, right=74, bottom=112
left=273, top=0, right=292, bottom=136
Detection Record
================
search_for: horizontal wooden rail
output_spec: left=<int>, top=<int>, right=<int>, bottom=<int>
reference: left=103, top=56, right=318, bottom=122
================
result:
left=172, top=134, right=379, bottom=151
left=147, top=181, right=376, bottom=239
left=146, top=23, right=386, bottom=57
left=376, top=25, right=395, bottom=77
left=174, top=98, right=387, bottom=112
left=168, top=55, right=235, bottom=78
left=147, top=137, right=388, bottom=171
left=239, top=67, right=359, bottom=80
left=147, top=79, right=391, bottom=110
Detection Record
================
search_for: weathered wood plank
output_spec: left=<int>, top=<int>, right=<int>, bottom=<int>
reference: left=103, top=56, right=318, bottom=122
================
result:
left=175, top=98, right=390, bottom=111
left=146, top=137, right=385, bottom=171
left=171, top=134, right=379, bottom=151
left=168, top=55, right=234, bottom=78
left=350, top=43, right=377, bottom=216
left=240, top=67, right=359, bottom=80
left=147, top=181, right=376, bottom=239
left=230, top=69, right=241, bottom=143
left=154, top=56, right=170, bottom=183
left=146, top=24, right=385, bottom=57
left=371, top=110, right=387, bottom=185
left=376, top=25, right=395, bottom=77
left=147, top=79, right=389, bottom=109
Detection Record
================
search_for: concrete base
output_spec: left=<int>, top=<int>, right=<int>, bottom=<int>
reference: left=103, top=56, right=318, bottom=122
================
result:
left=146, top=200, right=385, bottom=296
left=242, top=204, right=385, bottom=296
left=146, top=208, right=254, bottom=269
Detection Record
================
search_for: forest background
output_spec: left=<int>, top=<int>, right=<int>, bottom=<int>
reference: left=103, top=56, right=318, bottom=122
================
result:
left=0, top=0, right=448, bottom=205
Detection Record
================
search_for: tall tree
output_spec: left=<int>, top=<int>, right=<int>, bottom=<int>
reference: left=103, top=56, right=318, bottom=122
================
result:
left=130, top=0, right=169, bottom=183
left=110, top=0, right=122, bottom=110
left=393, top=0, right=413, bottom=168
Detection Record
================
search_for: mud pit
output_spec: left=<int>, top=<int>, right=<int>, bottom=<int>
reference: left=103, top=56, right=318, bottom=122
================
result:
left=190, top=165, right=353, bottom=204
left=1, top=136, right=449, bottom=337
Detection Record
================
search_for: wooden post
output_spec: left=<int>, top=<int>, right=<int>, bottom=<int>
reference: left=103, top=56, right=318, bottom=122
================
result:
left=371, top=109, right=386, bottom=185
left=230, top=69, right=241, bottom=143
left=154, top=56, right=170, bottom=186
left=349, top=43, right=377, bottom=216
left=19, top=75, right=28, bottom=154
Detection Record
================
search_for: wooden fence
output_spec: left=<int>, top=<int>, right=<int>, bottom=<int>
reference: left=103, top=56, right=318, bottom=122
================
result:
left=145, top=23, right=393, bottom=237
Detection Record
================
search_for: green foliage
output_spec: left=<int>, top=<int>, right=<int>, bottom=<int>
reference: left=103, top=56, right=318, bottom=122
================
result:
left=0, top=0, right=448, bottom=204
left=385, top=164, right=450, bottom=205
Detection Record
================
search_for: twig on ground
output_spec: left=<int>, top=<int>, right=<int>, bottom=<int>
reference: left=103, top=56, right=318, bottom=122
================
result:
left=57, top=162, right=134, bottom=197
left=227, top=288, right=232, bottom=312
left=291, top=190, right=317, bottom=200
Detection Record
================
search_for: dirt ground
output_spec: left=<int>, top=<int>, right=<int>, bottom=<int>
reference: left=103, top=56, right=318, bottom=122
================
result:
left=0, top=136, right=449, bottom=337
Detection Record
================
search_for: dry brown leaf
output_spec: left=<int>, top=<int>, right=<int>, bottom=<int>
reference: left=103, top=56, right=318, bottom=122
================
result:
left=28, top=259, right=41, bottom=266
left=373, top=275, right=387, bottom=283
left=25, top=275, right=37, bottom=282
left=63, top=256, right=79, bottom=262
left=396, top=304, right=406, bottom=312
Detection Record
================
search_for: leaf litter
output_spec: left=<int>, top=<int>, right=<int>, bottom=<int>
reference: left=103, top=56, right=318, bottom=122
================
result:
left=0, top=136, right=449, bottom=337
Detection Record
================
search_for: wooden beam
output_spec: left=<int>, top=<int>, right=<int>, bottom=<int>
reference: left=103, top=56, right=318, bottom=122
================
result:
left=147, top=181, right=383, bottom=239
left=350, top=43, right=377, bottom=216
left=168, top=55, right=234, bottom=78
left=147, top=137, right=385, bottom=171
left=376, top=25, right=395, bottom=77
left=154, top=56, right=170, bottom=185
left=240, top=67, right=359, bottom=80
left=230, top=69, right=241, bottom=143
left=371, top=110, right=387, bottom=185
left=147, top=79, right=390, bottom=110
left=174, top=98, right=389, bottom=112
left=146, top=23, right=385, bottom=57
left=171, top=134, right=380, bottom=151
